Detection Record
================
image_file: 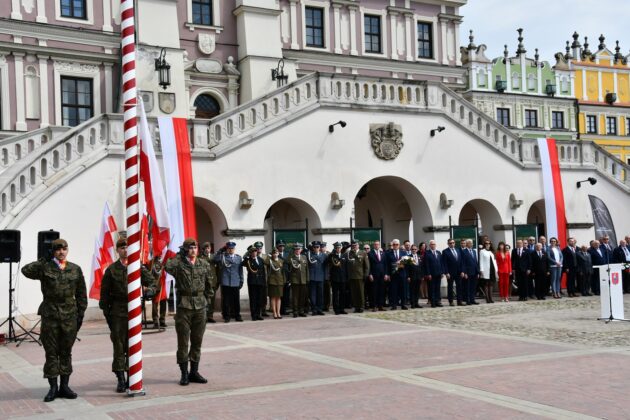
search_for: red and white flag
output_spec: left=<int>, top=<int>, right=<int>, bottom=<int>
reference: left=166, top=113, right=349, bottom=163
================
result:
left=538, top=138, right=567, bottom=246
left=88, top=202, right=118, bottom=299
left=158, top=117, right=197, bottom=299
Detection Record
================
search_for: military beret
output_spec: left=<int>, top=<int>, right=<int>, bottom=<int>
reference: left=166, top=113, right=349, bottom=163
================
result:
left=116, top=238, right=127, bottom=248
left=293, top=242, right=303, bottom=249
left=276, top=240, right=286, bottom=246
left=201, top=242, right=211, bottom=249
left=183, top=238, right=197, bottom=248
left=333, top=242, right=342, bottom=248
left=226, top=241, right=236, bottom=248
left=51, top=238, right=68, bottom=250
left=254, top=241, right=263, bottom=248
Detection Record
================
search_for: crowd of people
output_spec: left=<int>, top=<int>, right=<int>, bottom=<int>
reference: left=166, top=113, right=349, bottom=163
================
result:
left=20, top=233, right=630, bottom=400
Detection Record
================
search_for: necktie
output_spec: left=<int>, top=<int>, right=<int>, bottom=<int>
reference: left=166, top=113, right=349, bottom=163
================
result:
left=538, top=251, right=542, bottom=257
left=377, top=251, right=381, bottom=261
left=433, top=250, right=437, bottom=258
left=452, top=248, right=457, bottom=259
left=395, top=251, right=398, bottom=259
left=519, top=248, right=522, bottom=257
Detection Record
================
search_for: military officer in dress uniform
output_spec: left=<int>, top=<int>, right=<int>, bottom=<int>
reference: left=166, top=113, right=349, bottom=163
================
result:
left=307, top=241, right=327, bottom=315
left=328, top=242, right=348, bottom=315
left=22, top=239, right=87, bottom=402
left=345, top=241, right=370, bottom=313
left=165, top=238, right=214, bottom=386
left=244, top=245, right=267, bottom=320
left=287, top=243, right=309, bottom=317
left=265, top=247, right=285, bottom=319
left=276, top=240, right=291, bottom=316
left=253, top=241, right=270, bottom=317
left=214, top=241, right=244, bottom=322
left=99, top=238, right=156, bottom=393
left=199, top=242, right=219, bottom=323
left=321, top=242, right=332, bottom=311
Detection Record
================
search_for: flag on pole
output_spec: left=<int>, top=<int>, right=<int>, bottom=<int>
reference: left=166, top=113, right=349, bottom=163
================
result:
left=88, top=203, right=118, bottom=299
left=537, top=138, right=567, bottom=246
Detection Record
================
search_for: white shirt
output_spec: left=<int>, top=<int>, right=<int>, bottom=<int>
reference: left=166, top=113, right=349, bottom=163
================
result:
left=551, top=247, right=560, bottom=262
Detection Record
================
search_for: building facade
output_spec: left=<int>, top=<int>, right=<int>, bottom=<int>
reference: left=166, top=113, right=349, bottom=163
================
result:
left=0, top=1, right=629, bottom=320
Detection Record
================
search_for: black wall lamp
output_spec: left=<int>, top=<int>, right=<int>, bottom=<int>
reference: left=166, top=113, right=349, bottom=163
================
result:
left=430, top=126, right=445, bottom=137
left=155, top=48, right=171, bottom=90
left=576, top=177, right=597, bottom=188
left=329, top=120, right=346, bottom=133
left=271, top=58, right=289, bottom=87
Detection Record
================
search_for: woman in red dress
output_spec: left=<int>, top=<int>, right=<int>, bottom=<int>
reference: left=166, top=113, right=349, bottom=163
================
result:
left=495, top=242, right=512, bottom=302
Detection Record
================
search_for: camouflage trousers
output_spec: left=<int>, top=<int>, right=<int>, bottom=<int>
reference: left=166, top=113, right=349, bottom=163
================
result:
left=109, top=315, right=128, bottom=372
left=174, top=307, right=206, bottom=364
left=41, top=316, right=77, bottom=378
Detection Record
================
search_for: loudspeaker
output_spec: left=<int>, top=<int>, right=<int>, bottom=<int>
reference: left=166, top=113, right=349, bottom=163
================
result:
left=38, top=230, right=60, bottom=260
left=0, top=230, right=21, bottom=263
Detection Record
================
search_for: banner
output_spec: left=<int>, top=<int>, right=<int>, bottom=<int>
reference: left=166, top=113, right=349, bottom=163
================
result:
left=538, top=138, right=567, bottom=246
left=589, top=195, right=617, bottom=245
left=274, top=229, right=306, bottom=250
left=514, top=224, right=538, bottom=242
left=351, top=228, right=381, bottom=248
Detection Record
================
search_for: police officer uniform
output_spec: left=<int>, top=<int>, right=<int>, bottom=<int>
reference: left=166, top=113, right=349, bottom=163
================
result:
left=164, top=238, right=214, bottom=386
left=307, top=241, right=327, bottom=315
left=214, top=241, right=244, bottom=322
left=21, top=239, right=87, bottom=402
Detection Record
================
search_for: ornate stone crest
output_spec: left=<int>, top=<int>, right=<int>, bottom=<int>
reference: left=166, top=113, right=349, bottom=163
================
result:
left=370, top=122, right=403, bottom=160
left=198, top=33, right=216, bottom=55
left=159, top=92, right=176, bottom=114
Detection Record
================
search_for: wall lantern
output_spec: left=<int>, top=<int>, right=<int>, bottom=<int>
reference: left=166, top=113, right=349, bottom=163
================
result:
left=271, top=58, right=289, bottom=87
left=155, top=48, right=171, bottom=90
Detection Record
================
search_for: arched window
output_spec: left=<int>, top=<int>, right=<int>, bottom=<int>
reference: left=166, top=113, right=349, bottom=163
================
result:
left=477, top=69, right=487, bottom=87
left=527, top=73, right=536, bottom=91
left=193, top=94, right=221, bottom=119
left=512, top=72, right=520, bottom=89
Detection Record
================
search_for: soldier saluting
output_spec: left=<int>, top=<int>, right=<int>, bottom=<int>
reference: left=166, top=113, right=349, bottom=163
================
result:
left=99, top=238, right=156, bottom=393
left=164, top=238, right=214, bottom=386
left=21, top=239, right=87, bottom=402
left=287, top=243, right=309, bottom=317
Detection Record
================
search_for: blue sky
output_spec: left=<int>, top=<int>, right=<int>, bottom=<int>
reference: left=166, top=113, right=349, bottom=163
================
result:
left=459, top=0, right=628, bottom=62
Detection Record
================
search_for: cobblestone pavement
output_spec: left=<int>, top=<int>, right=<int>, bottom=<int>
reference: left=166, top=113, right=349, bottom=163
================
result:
left=1, top=295, right=630, bottom=419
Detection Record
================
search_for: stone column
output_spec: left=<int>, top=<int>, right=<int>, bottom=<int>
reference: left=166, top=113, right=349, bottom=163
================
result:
left=11, top=0, right=22, bottom=20
left=14, top=53, right=27, bottom=131
left=36, top=0, right=47, bottom=23
left=440, top=17, right=448, bottom=65
left=349, top=6, right=358, bottom=56
left=104, top=63, right=113, bottom=113
left=404, top=12, right=413, bottom=61
left=38, top=55, right=49, bottom=128
left=389, top=11, right=398, bottom=60
left=333, top=4, right=342, bottom=54
left=103, top=0, right=113, bottom=32
left=228, top=76, right=239, bottom=109
left=289, top=0, right=299, bottom=50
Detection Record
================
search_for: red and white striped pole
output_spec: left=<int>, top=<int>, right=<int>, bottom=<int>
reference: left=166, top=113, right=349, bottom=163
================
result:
left=121, top=0, right=144, bottom=395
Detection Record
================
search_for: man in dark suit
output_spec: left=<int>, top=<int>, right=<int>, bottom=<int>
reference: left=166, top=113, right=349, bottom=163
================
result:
left=385, top=239, right=407, bottom=310
left=461, top=239, right=479, bottom=305
left=577, top=245, right=593, bottom=296
left=531, top=243, right=549, bottom=300
left=562, top=237, right=579, bottom=297
left=588, top=240, right=605, bottom=295
left=599, top=236, right=613, bottom=264
left=613, top=239, right=630, bottom=293
left=443, top=238, right=464, bottom=306
left=511, top=239, right=531, bottom=301
left=423, top=240, right=445, bottom=307
left=368, top=240, right=387, bottom=311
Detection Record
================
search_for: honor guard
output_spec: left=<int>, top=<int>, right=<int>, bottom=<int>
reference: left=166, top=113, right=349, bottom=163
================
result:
left=328, top=242, right=348, bottom=315
left=253, top=241, right=269, bottom=317
left=21, top=239, right=88, bottom=402
left=244, top=245, right=267, bottom=320
left=345, top=241, right=370, bottom=313
left=99, top=238, right=156, bottom=393
left=307, top=241, right=327, bottom=315
left=287, top=243, right=309, bottom=317
left=164, top=238, right=215, bottom=386
left=214, top=241, right=244, bottom=322
left=150, top=256, right=168, bottom=329
left=276, top=240, right=291, bottom=315
left=199, top=242, right=219, bottom=323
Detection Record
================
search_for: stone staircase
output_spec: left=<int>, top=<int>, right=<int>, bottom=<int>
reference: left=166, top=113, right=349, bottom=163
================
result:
left=1, top=72, right=628, bottom=228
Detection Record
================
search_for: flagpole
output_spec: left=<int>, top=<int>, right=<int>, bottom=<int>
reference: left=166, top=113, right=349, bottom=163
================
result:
left=121, top=0, right=145, bottom=396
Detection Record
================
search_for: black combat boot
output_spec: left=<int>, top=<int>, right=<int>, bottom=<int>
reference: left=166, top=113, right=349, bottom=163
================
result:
left=44, top=377, right=58, bottom=402
left=58, top=375, right=77, bottom=399
left=188, top=361, right=208, bottom=384
left=179, top=362, right=189, bottom=386
left=115, top=371, right=126, bottom=393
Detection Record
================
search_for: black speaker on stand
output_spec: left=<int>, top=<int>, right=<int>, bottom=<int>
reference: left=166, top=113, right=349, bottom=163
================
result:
left=38, top=230, right=60, bottom=260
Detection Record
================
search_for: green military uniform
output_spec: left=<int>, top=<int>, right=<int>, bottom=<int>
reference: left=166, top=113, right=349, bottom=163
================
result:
left=22, top=239, right=87, bottom=402
left=198, top=249, right=219, bottom=322
left=346, top=248, right=370, bottom=311
left=265, top=255, right=285, bottom=298
left=99, top=260, right=155, bottom=380
left=286, top=251, right=309, bottom=316
left=164, top=241, right=214, bottom=386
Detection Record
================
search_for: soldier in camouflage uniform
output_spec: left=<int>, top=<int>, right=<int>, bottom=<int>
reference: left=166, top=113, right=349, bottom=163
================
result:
left=99, top=238, right=156, bottom=393
left=199, top=242, right=219, bottom=323
left=150, top=256, right=167, bottom=329
left=21, top=239, right=87, bottom=402
left=164, top=238, right=214, bottom=386
left=286, top=243, right=309, bottom=317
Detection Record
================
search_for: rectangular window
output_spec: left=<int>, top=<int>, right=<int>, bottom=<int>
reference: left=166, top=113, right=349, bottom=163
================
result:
left=626, top=117, right=630, bottom=135
left=61, top=77, right=93, bottom=127
left=192, top=0, right=212, bottom=26
left=606, top=116, right=617, bottom=135
left=586, top=115, right=598, bottom=134
left=364, top=15, right=381, bottom=53
left=60, top=0, right=87, bottom=19
left=524, top=109, right=538, bottom=127
left=552, top=111, right=564, bottom=129
left=417, top=22, right=433, bottom=58
left=497, top=108, right=510, bottom=126
left=305, top=7, right=324, bottom=48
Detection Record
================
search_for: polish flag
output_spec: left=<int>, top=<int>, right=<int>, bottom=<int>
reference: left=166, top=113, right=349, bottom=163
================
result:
left=88, top=203, right=119, bottom=299
left=538, top=138, right=567, bottom=246
left=138, top=99, right=171, bottom=258
left=158, top=117, right=197, bottom=300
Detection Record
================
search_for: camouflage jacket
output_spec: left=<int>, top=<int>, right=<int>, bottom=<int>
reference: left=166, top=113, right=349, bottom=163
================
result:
left=21, top=259, right=87, bottom=321
left=99, top=260, right=156, bottom=318
left=165, top=255, right=215, bottom=310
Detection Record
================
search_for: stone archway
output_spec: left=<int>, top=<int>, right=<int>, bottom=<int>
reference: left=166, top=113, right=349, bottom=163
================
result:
left=353, top=176, right=432, bottom=245
left=263, top=197, right=322, bottom=246
left=194, top=196, right=228, bottom=250
left=527, top=199, right=546, bottom=238
left=458, top=199, right=503, bottom=245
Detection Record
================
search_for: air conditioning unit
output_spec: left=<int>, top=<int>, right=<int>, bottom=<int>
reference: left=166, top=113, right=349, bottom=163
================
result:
left=496, top=80, right=507, bottom=93
left=545, top=84, right=557, bottom=96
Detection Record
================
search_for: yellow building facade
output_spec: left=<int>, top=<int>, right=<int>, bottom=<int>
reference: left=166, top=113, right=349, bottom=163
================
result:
left=571, top=35, right=630, bottom=164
